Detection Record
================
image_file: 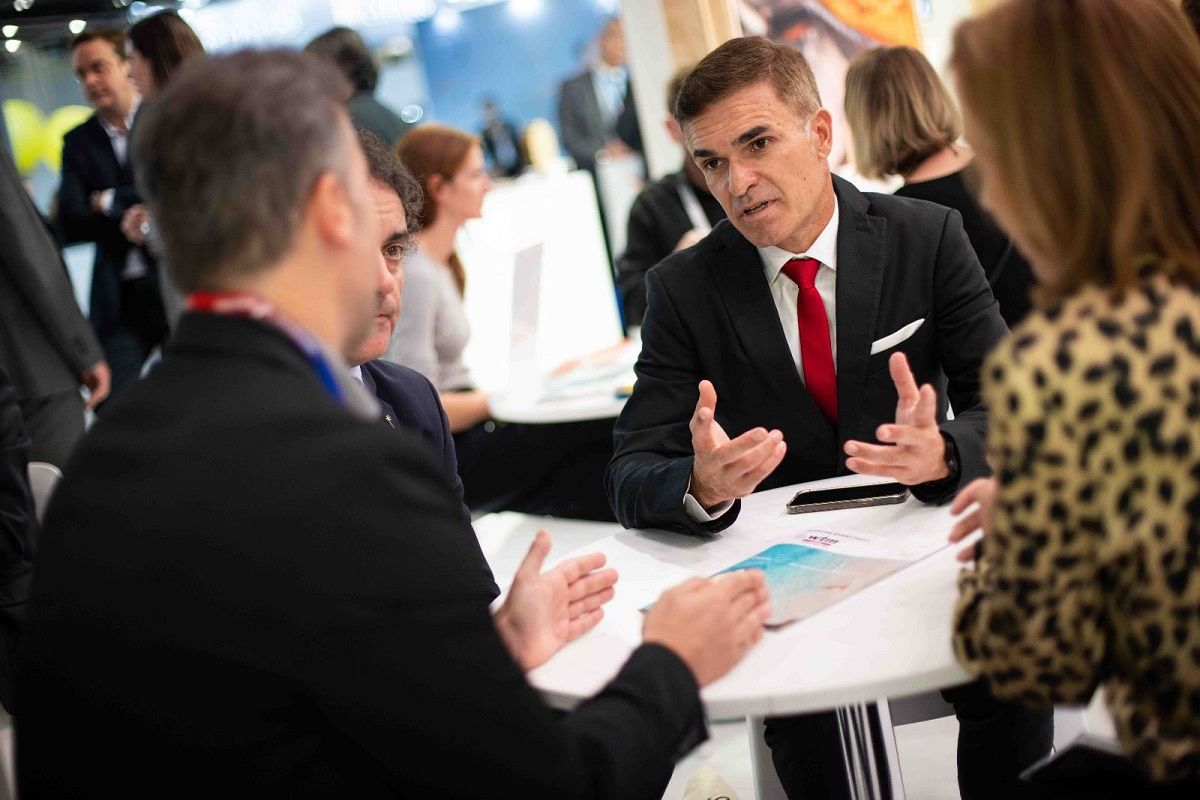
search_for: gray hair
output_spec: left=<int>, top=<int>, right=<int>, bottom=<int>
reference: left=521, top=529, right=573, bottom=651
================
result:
left=132, top=49, right=352, bottom=292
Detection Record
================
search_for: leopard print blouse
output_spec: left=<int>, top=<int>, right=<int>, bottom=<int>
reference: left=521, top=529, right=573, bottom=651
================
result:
left=954, top=270, right=1200, bottom=783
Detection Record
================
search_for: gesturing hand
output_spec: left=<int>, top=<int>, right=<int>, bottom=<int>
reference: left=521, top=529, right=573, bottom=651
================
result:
left=494, top=531, right=619, bottom=671
left=844, top=352, right=949, bottom=485
left=643, top=570, right=771, bottom=687
left=948, top=477, right=997, bottom=562
left=689, top=380, right=787, bottom=510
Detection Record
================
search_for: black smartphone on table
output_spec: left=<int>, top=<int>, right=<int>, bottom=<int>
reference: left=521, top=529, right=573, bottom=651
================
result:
left=786, top=482, right=909, bottom=514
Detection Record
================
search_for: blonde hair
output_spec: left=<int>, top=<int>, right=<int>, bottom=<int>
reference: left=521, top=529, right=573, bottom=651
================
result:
left=951, top=0, right=1200, bottom=302
left=844, top=46, right=961, bottom=180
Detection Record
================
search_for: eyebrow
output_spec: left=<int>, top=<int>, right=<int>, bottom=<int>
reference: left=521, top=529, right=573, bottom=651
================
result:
left=384, top=230, right=410, bottom=244
left=691, top=125, right=772, bottom=159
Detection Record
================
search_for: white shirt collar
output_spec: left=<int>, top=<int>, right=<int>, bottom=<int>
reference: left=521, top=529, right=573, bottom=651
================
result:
left=349, top=365, right=363, bottom=382
left=757, top=195, right=840, bottom=284
left=97, top=97, right=141, bottom=139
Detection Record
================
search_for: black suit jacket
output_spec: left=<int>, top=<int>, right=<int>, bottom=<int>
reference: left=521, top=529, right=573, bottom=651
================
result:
left=0, top=366, right=35, bottom=712
left=0, top=147, right=103, bottom=401
left=616, top=171, right=726, bottom=327
left=17, top=312, right=704, bottom=798
left=57, top=115, right=158, bottom=341
left=360, top=358, right=466, bottom=512
left=606, top=176, right=1008, bottom=536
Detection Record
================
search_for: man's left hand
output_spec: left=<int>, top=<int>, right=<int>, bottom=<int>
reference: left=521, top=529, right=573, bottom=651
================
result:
left=843, top=352, right=950, bottom=485
left=494, top=531, right=619, bottom=671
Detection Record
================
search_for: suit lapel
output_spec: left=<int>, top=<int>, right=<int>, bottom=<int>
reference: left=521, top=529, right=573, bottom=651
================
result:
left=83, top=117, right=122, bottom=181
left=709, top=224, right=836, bottom=448
left=832, top=177, right=887, bottom=441
left=357, top=365, right=396, bottom=426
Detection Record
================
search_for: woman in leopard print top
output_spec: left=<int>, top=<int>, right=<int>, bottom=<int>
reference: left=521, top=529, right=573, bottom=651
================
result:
left=947, top=0, right=1200, bottom=790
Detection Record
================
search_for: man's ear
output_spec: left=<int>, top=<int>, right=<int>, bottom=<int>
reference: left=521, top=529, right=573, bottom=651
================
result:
left=808, top=109, right=834, bottom=160
left=664, top=116, right=684, bottom=146
left=308, top=171, right=355, bottom=249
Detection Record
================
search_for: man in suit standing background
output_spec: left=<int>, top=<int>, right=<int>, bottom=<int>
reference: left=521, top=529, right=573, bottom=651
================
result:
left=58, top=28, right=165, bottom=405
left=556, top=18, right=641, bottom=175
left=0, top=146, right=109, bottom=467
left=606, top=36, right=1051, bottom=800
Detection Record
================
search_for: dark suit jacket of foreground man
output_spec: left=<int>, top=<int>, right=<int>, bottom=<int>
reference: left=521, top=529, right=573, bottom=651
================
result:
left=17, top=312, right=703, bottom=798
left=607, top=176, right=1008, bottom=535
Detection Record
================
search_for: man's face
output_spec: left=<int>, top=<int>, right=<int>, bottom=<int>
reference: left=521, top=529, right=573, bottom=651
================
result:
left=348, top=180, right=409, bottom=366
left=72, top=39, right=134, bottom=116
left=333, top=122, right=384, bottom=357
left=598, top=20, right=626, bottom=67
left=684, top=81, right=834, bottom=252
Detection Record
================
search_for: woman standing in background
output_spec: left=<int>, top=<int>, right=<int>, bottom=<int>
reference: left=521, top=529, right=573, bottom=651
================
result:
left=120, top=10, right=205, bottom=330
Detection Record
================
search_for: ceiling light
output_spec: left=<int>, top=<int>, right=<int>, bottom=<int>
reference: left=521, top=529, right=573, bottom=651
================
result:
left=4, top=39, right=20, bottom=53
left=69, top=19, right=86, bottom=34
left=1, top=25, right=16, bottom=37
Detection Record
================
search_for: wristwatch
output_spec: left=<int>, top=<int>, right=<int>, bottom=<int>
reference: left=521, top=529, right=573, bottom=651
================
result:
left=940, top=431, right=960, bottom=482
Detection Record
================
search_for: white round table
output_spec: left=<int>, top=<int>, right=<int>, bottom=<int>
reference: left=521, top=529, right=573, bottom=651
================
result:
left=486, top=390, right=627, bottom=424
left=479, top=476, right=977, bottom=800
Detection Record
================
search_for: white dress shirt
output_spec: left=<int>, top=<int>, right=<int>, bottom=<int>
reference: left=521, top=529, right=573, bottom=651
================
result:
left=683, top=198, right=842, bottom=522
left=97, top=100, right=149, bottom=281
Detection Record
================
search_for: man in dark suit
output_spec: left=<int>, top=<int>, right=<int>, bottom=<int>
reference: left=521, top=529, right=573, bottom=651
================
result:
left=605, top=37, right=1050, bottom=800
left=349, top=130, right=464, bottom=507
left=557, top=19, right=641, bottom=173
left=304, top=27, right=413, bottom=148
left=616, top=66, right=725, bottom=328
left=17, top=49, right=771, bottom=798
left=0, top=145, right=109, bottom=467
left=58, top=28, right=165, bottom=405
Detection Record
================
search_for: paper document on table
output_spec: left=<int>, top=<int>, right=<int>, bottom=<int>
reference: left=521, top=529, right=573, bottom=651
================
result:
left=715, top=528, right=947, bottom=628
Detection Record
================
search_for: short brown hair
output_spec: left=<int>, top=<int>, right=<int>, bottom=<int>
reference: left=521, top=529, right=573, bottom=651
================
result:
left=71, top=27, right=126, bottom=60
left=358, top=129, right=423, bottom=235
left=128, top=11, right=205, bottom=92
left=844, top=46, right=961, bottom=180
left=951, top=0, right=1200, bottom=303
left=305, top=27, right=378, bottom=94
left=674, top=37, right=821, bottom=124
left=132, top=50, right=353, bottom=292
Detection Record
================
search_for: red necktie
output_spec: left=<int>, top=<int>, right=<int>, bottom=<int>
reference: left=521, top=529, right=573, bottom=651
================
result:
left=782, top=257, right=837, bottom=424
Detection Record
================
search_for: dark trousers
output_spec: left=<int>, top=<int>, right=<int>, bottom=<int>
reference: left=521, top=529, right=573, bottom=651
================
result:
left=453, top=416, right=615, bottom=521
left=765, top=681, right=1054, bottom=800
left=99, top=277, right=168, bottom=411
left=19, top=390, right=85, bottom=469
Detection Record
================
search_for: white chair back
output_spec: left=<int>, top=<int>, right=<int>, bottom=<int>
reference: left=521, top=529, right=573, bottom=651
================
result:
left=27, top=461, right=63, bottom=523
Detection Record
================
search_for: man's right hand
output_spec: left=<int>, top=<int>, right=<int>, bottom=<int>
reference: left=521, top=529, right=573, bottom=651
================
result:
left=643, top=570, right=770, bottom=686
left=81, top=360, right=111, bottom=410
left=689, top=380, right=786, bottom=509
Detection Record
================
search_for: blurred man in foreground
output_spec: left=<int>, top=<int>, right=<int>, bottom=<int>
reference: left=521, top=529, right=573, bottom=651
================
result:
left=17, top=50, right=769, bottom=798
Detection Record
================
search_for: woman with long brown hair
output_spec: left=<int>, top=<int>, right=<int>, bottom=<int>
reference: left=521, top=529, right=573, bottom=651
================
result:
left=391, top=124, right=615, bottom=520
left=948, top=0, right=1200, bottom=795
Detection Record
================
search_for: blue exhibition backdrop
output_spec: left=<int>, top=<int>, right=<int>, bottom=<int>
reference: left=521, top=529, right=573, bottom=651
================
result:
left=415, top=0, right=618, bottom=141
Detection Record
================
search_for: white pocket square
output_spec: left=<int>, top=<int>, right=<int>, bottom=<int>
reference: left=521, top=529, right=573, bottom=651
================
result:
left=870, top=318, right=925, bottom=355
